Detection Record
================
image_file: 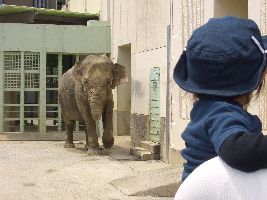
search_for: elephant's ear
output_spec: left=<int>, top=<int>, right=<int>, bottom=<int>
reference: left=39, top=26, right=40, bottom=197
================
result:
left=111, top=64, right=128, bottom=89
left=73, top=61, right=83, bottom=76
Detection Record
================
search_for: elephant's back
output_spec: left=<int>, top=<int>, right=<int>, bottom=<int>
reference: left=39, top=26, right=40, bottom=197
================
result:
left=58, top=68, right=75, bottom=95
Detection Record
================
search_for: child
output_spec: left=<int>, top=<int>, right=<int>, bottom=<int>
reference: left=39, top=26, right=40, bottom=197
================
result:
left=173, top=16, right=267, bottom=182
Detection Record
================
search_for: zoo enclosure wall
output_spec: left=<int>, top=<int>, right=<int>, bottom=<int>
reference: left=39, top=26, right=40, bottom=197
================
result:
left=0, top=22, right=111, bottom=133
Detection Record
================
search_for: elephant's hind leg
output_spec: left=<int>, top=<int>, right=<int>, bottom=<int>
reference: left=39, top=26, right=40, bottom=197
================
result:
left=64, top=120, right=75, bottom=148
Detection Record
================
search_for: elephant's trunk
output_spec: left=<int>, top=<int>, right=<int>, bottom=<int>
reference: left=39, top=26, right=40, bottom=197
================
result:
left=91, top=110, right=102, bottom=121
left=90, top=98, right=104, bottom=121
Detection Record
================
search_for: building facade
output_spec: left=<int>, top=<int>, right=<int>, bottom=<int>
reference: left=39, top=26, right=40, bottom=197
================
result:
left=100, top=0, right=169, bottom=161
left=67, top=0, right=267, bottom=164
left=0, top=6, right=110, bottom=135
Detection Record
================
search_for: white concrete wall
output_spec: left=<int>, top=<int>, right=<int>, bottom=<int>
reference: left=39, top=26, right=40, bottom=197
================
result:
left=169, top=0, right=207, bottom=151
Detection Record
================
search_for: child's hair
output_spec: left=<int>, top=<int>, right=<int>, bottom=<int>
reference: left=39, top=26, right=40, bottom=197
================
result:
left=192, top=79, right=265, bottom=106
left=256, top=79, right=265, bottom=97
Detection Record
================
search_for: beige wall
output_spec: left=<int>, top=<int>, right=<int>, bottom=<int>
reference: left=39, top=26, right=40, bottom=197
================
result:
left=130, top=47, right=167, bottom=116
left=169, top=0, right=206, bottom=151
left=248, top=0, right=267, bottom=132
left=65, top=0, right=101, bottom=14
left=248, top=0, right=261, bottom=26
left=100, top=0, right=110, bottom=21
left=110, top=0, right=167, bottom=56
left=109, top=0, right=168, bottom=118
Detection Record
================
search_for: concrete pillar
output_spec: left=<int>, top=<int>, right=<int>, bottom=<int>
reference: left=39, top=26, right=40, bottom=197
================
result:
left=0, top=51, right=3, bottom=133
left=39, top=51, right=46, bottom=133
left=20, top=52, right=25, bottom=133
left=58, top=53, right=63, bottom=132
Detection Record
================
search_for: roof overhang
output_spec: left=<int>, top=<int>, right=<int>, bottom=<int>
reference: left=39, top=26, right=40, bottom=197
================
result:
left=0, top=4, right=99, bottom=25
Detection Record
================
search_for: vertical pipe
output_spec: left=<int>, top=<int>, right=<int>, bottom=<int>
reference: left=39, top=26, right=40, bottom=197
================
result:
left=75, top=54, right=79, bottom=132
left=166, top=23, right=171, bottom=162
left=85, top=0, right=87, bottom=13
left=33, top=0, right=37, bottom=7
left=20, top=52, right=25, bottom=133
left=39, top=51, right=46, bottom=133
left=107, top=0, right=111, bottom=21
left=46, top=0, right=49, bottom=8
left=42, top=0, right=45, bottom=8
left=0, top=51, right=4, bottom=133
left=57, top=53, right=62, bottom=132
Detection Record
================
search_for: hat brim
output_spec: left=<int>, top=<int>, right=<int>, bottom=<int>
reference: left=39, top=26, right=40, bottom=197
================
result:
left=173, top=49, right=267, bottom=97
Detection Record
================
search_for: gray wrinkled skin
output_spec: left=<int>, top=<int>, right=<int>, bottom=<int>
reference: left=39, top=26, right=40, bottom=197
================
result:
left=58, top=54, right=127, bottom=155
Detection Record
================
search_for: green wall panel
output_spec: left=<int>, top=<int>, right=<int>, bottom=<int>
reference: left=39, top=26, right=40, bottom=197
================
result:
left=0, top=24, right=42, bottom=52
left=0, top=23, right=111, bottom=54
left=62, top=27, right=111, bottom=54
left=45, top=26, right=63, bottom=53
left=0, top=22, right=111, bottom=133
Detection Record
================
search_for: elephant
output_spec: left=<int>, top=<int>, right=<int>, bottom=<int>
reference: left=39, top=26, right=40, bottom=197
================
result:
left=58, top=54, right=128, bottom=154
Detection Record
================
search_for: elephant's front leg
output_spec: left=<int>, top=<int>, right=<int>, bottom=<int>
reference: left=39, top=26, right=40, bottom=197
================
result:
left=84, top=115, right=101, bottom=155
left=102, top=100, right=114, bottom=149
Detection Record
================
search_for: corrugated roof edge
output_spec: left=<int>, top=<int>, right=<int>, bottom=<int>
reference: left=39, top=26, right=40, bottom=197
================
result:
left=0, top=4, right=99, bottom=19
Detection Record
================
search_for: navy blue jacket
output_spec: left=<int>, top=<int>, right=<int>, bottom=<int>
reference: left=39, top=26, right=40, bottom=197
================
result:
left=181, top=95, right=266, bottom=181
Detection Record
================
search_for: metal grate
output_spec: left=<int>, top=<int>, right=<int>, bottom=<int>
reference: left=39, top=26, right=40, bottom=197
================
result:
left=25, top=73, right=39, bottom=88
left=4, top=73, right=21, bottom=89
left=24, top=52, right=40, bottom=71
left=4, top=52, right=21, bottom=71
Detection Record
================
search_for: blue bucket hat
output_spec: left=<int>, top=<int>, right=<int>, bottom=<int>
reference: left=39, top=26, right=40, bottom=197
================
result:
left=173, top=16, right=267, bottom=97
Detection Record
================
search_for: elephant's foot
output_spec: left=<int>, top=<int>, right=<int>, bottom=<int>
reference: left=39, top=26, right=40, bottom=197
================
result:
left=86, top=143, right=104, bottom=150
left=64, top=142, right=75, bottom=148
left=87, top=146, right=102, bottom=155
left=102, top=136, right=114, bottom=149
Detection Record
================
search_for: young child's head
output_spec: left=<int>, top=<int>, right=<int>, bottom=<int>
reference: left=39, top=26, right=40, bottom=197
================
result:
left=173, top=16, right=267, bottom=106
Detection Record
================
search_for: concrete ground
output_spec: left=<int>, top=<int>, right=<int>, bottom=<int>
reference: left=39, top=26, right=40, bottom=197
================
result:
left=0, top=136, right=181, bottom=200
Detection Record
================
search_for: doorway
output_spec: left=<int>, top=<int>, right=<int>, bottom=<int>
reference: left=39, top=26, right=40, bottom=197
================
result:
left=116, top=45, right=131, bottom=136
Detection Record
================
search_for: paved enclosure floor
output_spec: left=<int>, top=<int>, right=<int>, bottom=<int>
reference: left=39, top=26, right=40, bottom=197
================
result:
left=0, top=137, right=179, bottom=200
